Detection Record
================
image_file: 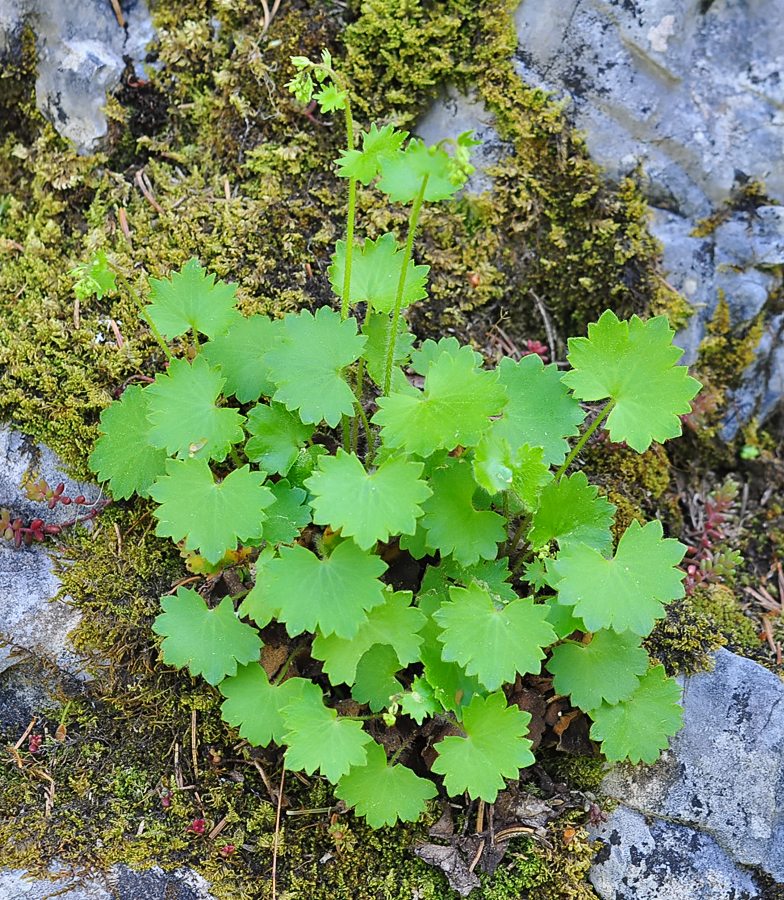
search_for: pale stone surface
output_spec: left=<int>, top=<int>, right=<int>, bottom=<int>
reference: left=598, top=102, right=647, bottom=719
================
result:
left=589, top=649, right=784, bottom=897
left=589, top=806, right=760, bottom=900
left=0, top=0, right=155, bottom=153
left=0, top=426, right=100, bottom=674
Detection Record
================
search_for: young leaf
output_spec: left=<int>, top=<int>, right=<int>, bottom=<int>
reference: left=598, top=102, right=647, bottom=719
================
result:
left=434, top=583, right=557, bottom=691
left=421, top=458, right=506, bottom=566
left=261, top=479, right=312, bottom=545
left=542, top=598, right=586, bottom=639
left=145, top=356, right=246, bottom=462
left=374, top=347, right=508, bottom=457
left=219, top=665, right=307, bottom=746
left=152, top=588, right=262, bottom=684
left=552, top=519, right=686, bottom=635
left=314, top=83, right=347, bottom=112
left=336, top=123, right=408, bottom=185
left=528, top=471, right=616, bottom=554
left=305, top=449, right=431, bottom=550
left=362, top=312, right=416, bottom=386
left=149, top=459, right=273, bottom=564
left=351, top=644, right=404, bottom=711
left=201, top=315, right=282, bottom=402
left=589, top=665, right=684, bottom=763
left=265, top=307, right=366, bottom=427
left=546, top=629, right=650, bottom=711
left=431, top=692, right=535, bottom=802
left=282, top=681, right=373, bottom=783
left=89, top=385, right=167, bottom=499
left=378, top=140, right=460, bottom=203
left=312, top=589, right=425, bottom=686
left=561, top=312, right=702, bottom=452
left=264, top=541, right=387, bottom=639
left=492, top=355, right=585, bottom=466
left=147, top=258, right=240, bottom=339
left=245, top=402, right=315, bottom=476
left=335, top=742, right=437, bottom=828
left=328, top=234, right=429, bottom=312
left=71, top=249, right=116, bottom=301
left=286, top=444, right=329, bottom=490
left=399, top=676, right=440, bottom=724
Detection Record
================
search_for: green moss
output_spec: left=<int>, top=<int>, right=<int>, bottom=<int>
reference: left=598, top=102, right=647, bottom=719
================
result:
left=643, top=596, right=727, bottom=677
left=689, top=584, right=758, bottom=652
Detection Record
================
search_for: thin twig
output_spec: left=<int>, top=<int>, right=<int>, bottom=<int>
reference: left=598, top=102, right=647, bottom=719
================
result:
left=13, top=717, right=37, bottom=750
left=109, top=0, right=125, bottom=28
left=272, top=764, right=285, bottom=900
left=191, top=710, right=199, bottom=781
left=476, top=799, right=485, bottom=834
left=529, top=289, right=559, bottom=359
left=468, top=838, right=484, bottom=874
left=208, top=815, right=228, bottom=840
left=135, top=169, right=164, bottom=215
left=252, top=758, right=278, bottom=805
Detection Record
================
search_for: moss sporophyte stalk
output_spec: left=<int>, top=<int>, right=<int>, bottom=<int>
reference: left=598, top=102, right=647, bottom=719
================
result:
left=81, top=53, right=702, bottom=831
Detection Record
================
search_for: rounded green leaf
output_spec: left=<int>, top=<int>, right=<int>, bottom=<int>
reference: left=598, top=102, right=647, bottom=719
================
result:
left=265, top=307, right=366, bottom=427
left=546, top=629, right=650, bottom=711
left=306, top=449, right=431, bottom=550
left=201, top=314, right=282, bottom=402
left=561, top=312, right=702, bottom=452
left=435, top=583, right=557, bottom=692
left=245, top=402, right=315, bottom=476
left=265, top=541, right=387, bottom=640
left=552, top=519, right=687, bottom=635
left=528, top=471, right=616, bottom=554
left=149, top=458, right=273, bottom=564
left=219, top=665, right=307, bottom=747
left=431, top=692, right=534, bottom=802
left=89, top=385, right=167, bottom=499
left=152, top=588, right=262, bottom=685
left=145, top=355, right=245, bottom=462
left=351, top=644, right=403, bottom=711
left=589, top=665, right=684, bottom=763
left=146, top=258, right=240, bottom=339
left=335, top=742, right=437, bottom=828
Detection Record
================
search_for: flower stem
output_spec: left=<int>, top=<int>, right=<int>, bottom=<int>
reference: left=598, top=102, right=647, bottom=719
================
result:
left=382, top=174, right=429, bottom=397
left=554, top=401, right=614, bottom=483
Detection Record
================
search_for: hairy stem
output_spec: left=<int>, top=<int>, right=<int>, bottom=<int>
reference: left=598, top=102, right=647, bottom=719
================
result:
left=382, top=174, right=429, bottom=397
left=504, top=512, right=533, bottom=559
left=111, top=268, right=172, bottom=361
left=554, top=401, right=614, bottom=483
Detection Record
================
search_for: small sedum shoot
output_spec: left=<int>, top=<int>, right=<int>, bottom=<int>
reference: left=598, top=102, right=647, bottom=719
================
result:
left=84, top=50, right=703, bottom=833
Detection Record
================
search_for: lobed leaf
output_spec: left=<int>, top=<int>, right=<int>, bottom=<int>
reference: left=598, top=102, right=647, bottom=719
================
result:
left=374, top=347, right=508, bottom=457
left=399, top=676, right=440, bottom=724
left=149, top=458, right=273, bottom=564
left=312, top=589, right=425, bottom=686
left=351, top=644, right=404, bottom=711
left=145, top=356, right=245, bottom=462
left=261, top=479, right=312, bottom=545
left=528, top=471, right=616, bottom=554
left=89, top=385, right=167, bottom=499
left=336, top=124, right=408, bottom=185
left=561, top=312, right=701, bottom=452
left=329, top=234, right=429, bottom=313
left=265, top=307, right=365, bottom=427
left=201, top=315, right=282, bottom=402
left=431, top=692, right=535, bottom=802
left=589, top=665, right=684, bottom=763
left=552, top=519, right=687, bottom=635
left=421, top=458, right=506, bottom=566
left=434, top=583, right=557, bottom=692
left=282, top=681, right=373, bottom=783
left=219, top=665, right=307, bottom=746
left=152, top=588, right=262, bottom=684
left=264, top=541, right=387, bottom=639
left=336, top=742, right=437, bottom=828
left=546, top=628, right=650, bottom=711
left=147, top=258, right=240, bottom=339
left=306, top=449, right=431, bottom=550
left=492, top=355, right=585, bottom=466
left=245, top=402, right=315, bottom=476
left=378, top=140, right=460, bottom=203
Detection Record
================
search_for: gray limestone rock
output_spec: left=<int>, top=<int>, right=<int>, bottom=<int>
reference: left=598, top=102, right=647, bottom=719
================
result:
left=589, top=649, right=784, bottom=897
left=0, top=426, right=101, bottom=674
left=589, top=806, right=760, bottom=900
left=0, top=0, right=155, bottom=153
